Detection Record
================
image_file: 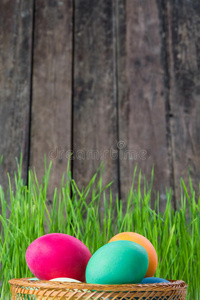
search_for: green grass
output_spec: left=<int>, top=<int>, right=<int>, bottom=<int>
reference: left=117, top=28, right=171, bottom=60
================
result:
left=0, top=158, right=200, bottom=299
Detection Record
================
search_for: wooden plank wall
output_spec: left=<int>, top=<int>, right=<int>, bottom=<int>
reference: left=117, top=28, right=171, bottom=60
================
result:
left=1, top=0, right=200, bottom=210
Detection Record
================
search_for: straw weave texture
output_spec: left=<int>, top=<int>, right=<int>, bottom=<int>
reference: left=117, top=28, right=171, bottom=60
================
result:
left=9, top=278, right=187, bottom=300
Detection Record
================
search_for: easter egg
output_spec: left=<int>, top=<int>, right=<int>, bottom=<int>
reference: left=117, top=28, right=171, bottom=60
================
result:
left=109, top=232, right=157, bottom=277
left=86, top=240, right=148, bottom=284
left=26, top=233, right=91, bottom=281
left=140, top=277, right=169, bottom=284
left=50, top=278, right=81, bottom=283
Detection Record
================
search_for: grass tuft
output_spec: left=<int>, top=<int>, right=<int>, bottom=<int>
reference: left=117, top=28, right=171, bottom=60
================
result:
left=0, top=159, right=199, bottom=299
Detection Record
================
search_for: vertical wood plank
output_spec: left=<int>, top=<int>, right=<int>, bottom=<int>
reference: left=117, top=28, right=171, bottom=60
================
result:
left=73, top=0, right=119, bottom=197
left=166, top=0, right=200, bottom=202
left=117, top=0, right=172, bottom=208
left=0, top=0, right=33, bottom=189
left=30, top=0, right=72, bottom=201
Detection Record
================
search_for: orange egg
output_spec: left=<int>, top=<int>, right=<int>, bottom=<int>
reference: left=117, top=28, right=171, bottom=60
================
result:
left=109, top=232, right=157, bottom=277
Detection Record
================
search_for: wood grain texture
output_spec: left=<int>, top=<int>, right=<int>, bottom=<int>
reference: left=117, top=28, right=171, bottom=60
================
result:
left=1, top=0, right=199, bottom=211
left=0, top=0, right=33, bottom=189
left=117, top=0, right=172, bottom=208
left=30, top=0, right=72, bottom=201
left=73, top=0, right=119, bottom=197
left=166, top=0, right=200, bottom=201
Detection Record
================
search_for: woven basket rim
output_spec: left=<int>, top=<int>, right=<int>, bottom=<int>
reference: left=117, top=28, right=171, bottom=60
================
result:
left=9, top=278, right=187, bottom=292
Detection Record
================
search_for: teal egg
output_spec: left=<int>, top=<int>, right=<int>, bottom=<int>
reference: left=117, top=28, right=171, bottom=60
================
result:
left=140, top=277, right=170, bottom=284
left=86, top=240, right=149, bottom=284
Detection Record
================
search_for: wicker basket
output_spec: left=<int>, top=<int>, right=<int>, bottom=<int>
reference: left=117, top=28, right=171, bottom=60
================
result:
left=9, top=278, right=187, bottom=300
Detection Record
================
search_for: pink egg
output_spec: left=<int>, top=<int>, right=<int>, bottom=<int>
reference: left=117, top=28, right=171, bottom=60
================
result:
left=26, top=233, right=91, bottom=281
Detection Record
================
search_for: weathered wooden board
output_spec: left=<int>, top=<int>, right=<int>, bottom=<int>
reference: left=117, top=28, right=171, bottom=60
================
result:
left=73, top=0, right=119, bottom=198
left=30, top=0, right=72, bottom=201
left=1, top=0, right=199, bottom=211
left=0, top=0, right=33, bottom=190
left=166, top=0, right=200, bottom=202
left=117, top=0, right=172, bottom=209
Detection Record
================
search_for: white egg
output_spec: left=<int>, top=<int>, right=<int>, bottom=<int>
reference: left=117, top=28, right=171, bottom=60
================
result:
left=50, top=277, right=81, bottom=283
